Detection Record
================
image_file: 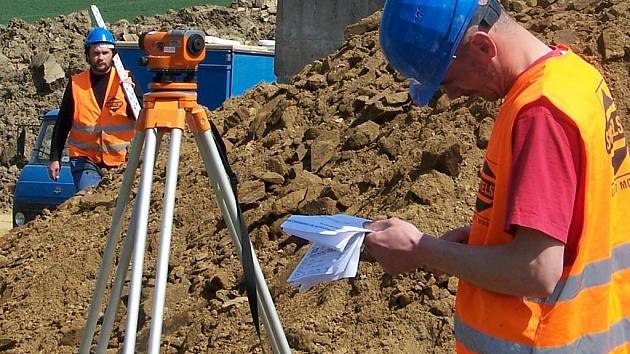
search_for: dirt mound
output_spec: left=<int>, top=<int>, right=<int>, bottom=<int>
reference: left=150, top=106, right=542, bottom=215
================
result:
left=0, top=2, right=276, bottom=211
left=0, top=1, right=629, bottom=353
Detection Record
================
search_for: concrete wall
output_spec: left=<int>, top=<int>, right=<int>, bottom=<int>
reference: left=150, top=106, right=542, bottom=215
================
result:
left=275, top=0, right=385, bottom=83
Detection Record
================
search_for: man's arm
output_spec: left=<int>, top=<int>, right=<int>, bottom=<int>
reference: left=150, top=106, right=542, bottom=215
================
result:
left=50, top=82, right=74, bottom=162
left=48, top=81, right=74, bottom=180
left=364, top=219, right=564, bottom=297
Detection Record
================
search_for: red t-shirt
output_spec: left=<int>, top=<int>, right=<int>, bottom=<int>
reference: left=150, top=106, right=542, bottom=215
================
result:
left=503, top=49, right=585, bottom=266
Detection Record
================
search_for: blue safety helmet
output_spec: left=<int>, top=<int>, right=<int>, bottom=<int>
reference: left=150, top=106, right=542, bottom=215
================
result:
left=380, top=0, right=478, bottom=106
left=84, top=27, right=116, bottom=50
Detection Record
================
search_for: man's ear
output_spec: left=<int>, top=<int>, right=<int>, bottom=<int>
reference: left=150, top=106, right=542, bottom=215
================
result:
left=469, top=31, right=497, bottom=60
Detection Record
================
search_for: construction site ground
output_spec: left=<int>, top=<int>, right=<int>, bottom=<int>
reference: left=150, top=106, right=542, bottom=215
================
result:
left=0, top=212, right=10, bottom=236
left=0, top=0, right=629, bottom=353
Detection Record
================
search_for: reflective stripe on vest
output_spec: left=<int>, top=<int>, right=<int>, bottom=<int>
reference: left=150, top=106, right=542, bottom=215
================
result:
left=456, top=315, right=630, bottom=354
left=455, top=47, right=630, bottom=353
left=67, top=137, right=129, bottom=152
left=68, top=68, right=134, bottom=166
left=525, top=241, right=630, bottom=305
left=71, top=122, right=135, bottom=134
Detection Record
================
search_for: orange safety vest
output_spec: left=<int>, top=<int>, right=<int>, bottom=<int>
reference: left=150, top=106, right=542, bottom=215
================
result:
left=67, top=68, right=135, bottom=167
left=455, top=49, right=630, bottom=353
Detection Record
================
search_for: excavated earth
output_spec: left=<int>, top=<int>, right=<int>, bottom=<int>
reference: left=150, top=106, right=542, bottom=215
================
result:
left=0, top=1, right=276, bottom=210
left=1, top=0, right=629, bottom=353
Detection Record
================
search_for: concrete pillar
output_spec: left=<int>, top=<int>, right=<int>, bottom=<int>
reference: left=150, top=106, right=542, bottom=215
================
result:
left=275, top=0, right=385, bottom=83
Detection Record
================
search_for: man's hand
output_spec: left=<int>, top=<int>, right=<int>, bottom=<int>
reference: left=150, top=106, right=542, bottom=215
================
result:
left=121, top=76, right=135, bottom=87
left=48, top=160, right=60, bottom=181
left=364, top=218, right=424, bottom=275
left=440, top=226, right=470, bottom=244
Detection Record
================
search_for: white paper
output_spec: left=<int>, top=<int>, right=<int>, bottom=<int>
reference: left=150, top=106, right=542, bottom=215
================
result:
left=281, top=214, right=370, bottom=251
left=282, top=214, right=369, bottom=292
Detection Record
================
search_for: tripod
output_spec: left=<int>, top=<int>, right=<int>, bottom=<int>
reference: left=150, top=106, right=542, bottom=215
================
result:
left=79, top=79, right=290, bottom=353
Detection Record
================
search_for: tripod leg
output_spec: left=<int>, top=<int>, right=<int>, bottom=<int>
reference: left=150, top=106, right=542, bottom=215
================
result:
left=80, top=130, right=145, bottom=354
left=123, top=128, right=160, bottom=354
left=147, top=128, right=182, bottom=353
left=95, top=198, right=141, bottom=353
left=194, top=134, right=280, bottom=350
left=194, top=130, right=291, bottom=354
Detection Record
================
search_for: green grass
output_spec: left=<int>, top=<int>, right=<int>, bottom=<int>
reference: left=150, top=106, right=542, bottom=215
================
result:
left=0, top=0, right=231, bottom=25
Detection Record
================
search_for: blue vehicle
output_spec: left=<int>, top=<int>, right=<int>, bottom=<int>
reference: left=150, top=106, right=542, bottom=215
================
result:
left=13, top=109, right=74, bottom=227
left=12, top=41, right=276, bottom=227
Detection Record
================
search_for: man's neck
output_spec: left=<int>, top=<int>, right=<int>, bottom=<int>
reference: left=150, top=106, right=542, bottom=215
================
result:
left=90, top=68, right=112, bottom=77
left=495, top=25, right=552, bottom=96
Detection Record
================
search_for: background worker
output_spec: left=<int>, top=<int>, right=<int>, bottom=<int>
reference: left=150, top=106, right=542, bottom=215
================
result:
left=48, top=27, right=142, bottom=192
left=365, top=0, right=630, bottom=352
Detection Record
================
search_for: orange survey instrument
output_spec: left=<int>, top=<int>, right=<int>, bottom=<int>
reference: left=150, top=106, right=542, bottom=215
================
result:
left=138, top=29, right=206, bottom=72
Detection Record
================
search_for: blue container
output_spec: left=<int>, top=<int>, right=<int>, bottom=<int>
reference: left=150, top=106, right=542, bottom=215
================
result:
left=117, top=41, right=277, bottom=109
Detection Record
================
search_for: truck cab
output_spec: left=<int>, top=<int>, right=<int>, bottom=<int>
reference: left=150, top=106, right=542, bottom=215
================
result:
left=12, top=109, right=74, bottom=227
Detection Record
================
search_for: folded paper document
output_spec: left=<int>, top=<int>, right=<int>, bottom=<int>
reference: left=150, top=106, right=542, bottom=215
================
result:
left=281, top=214, right=371, bottom=292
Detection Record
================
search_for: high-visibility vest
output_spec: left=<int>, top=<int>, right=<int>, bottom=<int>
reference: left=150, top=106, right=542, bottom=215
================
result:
left=67, top=68, right=135, bottom=167
left=455, top=49, right=630, bottom=353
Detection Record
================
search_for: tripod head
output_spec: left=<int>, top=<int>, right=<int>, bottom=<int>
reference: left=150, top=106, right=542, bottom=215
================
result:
left=138, top=29, right=206, bottom=86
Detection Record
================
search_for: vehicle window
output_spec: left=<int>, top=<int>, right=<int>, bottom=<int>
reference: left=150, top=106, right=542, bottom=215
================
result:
left=30, top=120, right=69, bottom=164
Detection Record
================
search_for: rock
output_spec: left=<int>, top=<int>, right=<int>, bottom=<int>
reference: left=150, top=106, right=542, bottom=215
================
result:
left=29, top=52, right=65, bottom=93
left=433, top=93, right=450, bottom=113
left=298, top=197, right=338, bottom=215
left=286, top=328, right=319, bottom=352
left=344, top=121, right=380, bottom=150
left=447, top=277, right=459, bottom=294
left=306, top=74, right=326, bottom=90
left=425, top=285, right=441, bottom=300
left=0, top=338, right=17, bottom=351
left=122, top=33, right=139, bottom=41
left=260, top=171, right=285, bottom=184
left=281, top=105, right=300, bottom=129
left=552, top=29, right=578, bottom=46
left=59, top=325, right=82, bottom=346
left=272, top=189, right=307, bottom=214
left=344, top=12, right=380, bottom=38
left=430, top=301, right=452, bottom=317
left=407, top=171, right=456, bottom=205
left=476, top=117, right=494, bottom=149
left=266, top=156, right=289, bottom=176
left=378, top=135, right=402, bottom=159
left=390, top=291, right=413, bottom=308
left=239, top=180, right=266, bottom=204
left=221, top=296, right=248, bottom=310
left=598, top=28, right=627, bottom=60
left=304, top=127, right=323, bottom=140
left=309, top=138, right=338, bottom=172
left=510, top=0, right=528, bottom=13
left=383, top=91, right=409, bottom=105
left=538, top=0, right=557, bottom=8
left=567, top=0, right=590, bottom=11
left=420, top=138, right=463, bottom=177
left=295, top=144, right=308, bottom=161
left=0, top=53, right=10, bottom=69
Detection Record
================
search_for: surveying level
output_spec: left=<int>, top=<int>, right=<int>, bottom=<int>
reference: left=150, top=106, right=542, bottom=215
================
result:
left=80, top=29, right=290, bottom=354
left=139, top=30, right=206, bottom=73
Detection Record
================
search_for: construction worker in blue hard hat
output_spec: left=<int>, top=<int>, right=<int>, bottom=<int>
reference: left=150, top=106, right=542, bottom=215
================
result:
left=365, top=0, right=630, bottom=352
left=49, top=27, right=143, bottom=193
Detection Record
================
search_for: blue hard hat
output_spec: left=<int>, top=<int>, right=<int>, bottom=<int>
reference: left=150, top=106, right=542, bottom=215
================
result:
left=380, top=0, right=478, bottom=106
left=84, top=27, right=116, bottom=49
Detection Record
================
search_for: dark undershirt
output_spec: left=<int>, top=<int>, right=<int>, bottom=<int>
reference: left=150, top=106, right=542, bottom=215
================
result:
left=50, top=70, right=143, bottom=162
